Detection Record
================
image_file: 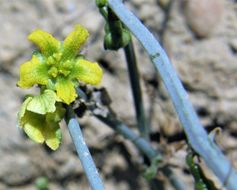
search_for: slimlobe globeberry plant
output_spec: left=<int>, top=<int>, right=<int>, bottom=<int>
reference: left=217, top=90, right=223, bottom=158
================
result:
left=17, top=24, right=103, bottom=150
left=15, top=1, right=237, bottom=189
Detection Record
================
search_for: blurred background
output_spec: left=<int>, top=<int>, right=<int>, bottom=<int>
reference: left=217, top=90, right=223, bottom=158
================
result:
left=0, top=0, right=237, bottom=189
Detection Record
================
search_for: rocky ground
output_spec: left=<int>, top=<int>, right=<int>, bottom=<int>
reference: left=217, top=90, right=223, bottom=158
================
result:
left=0, top=0, right=237, bottom=189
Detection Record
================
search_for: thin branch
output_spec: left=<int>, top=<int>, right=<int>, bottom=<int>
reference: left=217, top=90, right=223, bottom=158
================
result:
left=124, top=41, right=149, bottom=140
left=65, top=106, right=104, bottom=190
left=107, top=1, right=237, bottom=189
left=95, top=113, right=186, bottom=190
left=96, top=114, right=155, bottom=160
left=75, top=86, right=186, bottom=190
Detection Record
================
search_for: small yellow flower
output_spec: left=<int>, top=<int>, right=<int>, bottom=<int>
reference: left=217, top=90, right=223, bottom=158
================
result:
left=17, top=25, right=103, bottom=150
left=18, top=90, right=65, bottom=150
left=17, top=25, right=103, bottom=104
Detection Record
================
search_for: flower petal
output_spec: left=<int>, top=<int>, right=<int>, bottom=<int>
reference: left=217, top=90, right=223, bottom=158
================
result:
left=24, top=123, right=45, bottom=144
left=17, top=97, right=33, bottom=127
left=62, top=24, right=89, bottom=60
left=46, top=103, right=66, bottom=123
left=44, top=106, right=64, bottom=150
left=17, top=55, right=49, bottom=88
left=55, top=77, right=77, bottom=104
left=44, top=126, right=61, bottom=150
left=28, top=29, right=61, bottom=57
left=21, top=107, right=63, bottom=150
left=26, top=90, right=57, bottom=114
left=70, top=59, right=103, bottom=85
left=23, top=112, right=45, bottom=143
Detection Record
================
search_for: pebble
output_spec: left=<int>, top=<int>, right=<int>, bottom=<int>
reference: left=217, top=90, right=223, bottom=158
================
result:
left=184, top=0, right=224, bottom=38
left=229, top=38, right=237, bottom=53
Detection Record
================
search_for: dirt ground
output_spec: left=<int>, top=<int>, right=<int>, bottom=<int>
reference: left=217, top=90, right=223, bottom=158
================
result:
left=0, top=0, right=237, bottom=189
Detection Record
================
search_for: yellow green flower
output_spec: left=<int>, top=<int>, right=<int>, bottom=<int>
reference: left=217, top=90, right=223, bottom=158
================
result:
left=17, top=24, right=103, bottom=104
left=18, top=90, right=65, bottom=150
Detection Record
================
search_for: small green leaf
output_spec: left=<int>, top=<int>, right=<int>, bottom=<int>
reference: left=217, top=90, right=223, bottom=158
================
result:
left=186, top=153, right=215, bottom=190
left=144, top=155, right=162, bottom=180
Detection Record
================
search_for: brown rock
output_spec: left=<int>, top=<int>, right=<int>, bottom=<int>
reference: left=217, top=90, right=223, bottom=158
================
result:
left=184, top=0, right=224, bottom=38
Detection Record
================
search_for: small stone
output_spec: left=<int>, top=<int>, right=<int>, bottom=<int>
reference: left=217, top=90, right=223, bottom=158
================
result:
left=0, top=155, right=38, bottom=185
left=139, top=4, right=158, bottom=20
left=159, top=0, right=170, bottom=9
left=57, top=157, right=83, bottom=179
left=229, top=38, right=237, bottom=53
left=184, top=0, right=224, bottom=38
left=0, top=184, right=7, bottom=190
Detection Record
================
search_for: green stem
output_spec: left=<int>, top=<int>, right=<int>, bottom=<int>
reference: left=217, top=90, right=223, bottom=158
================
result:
left=124, top=41, right=149, bottom=140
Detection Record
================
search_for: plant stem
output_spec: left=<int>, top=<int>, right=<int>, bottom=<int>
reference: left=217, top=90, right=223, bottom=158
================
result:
left=97, top=113, right=155, bottom=159
left=107, top=1, right=237, bottom=189
left=124, top=41, right=149, bottom=140
left=75, top=87, right=185, bottom=190
left=95, top=113, right=186, bottom=190
left=65, top=106, right=104, bottom=190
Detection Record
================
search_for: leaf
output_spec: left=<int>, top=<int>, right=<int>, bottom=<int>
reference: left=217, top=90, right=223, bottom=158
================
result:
left=144, top=155, right=162, bottom=180
left=186, top=153, right=220, bottom=190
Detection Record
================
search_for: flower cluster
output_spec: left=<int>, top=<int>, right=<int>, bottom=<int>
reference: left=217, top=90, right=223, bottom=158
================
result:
left=17, top=25, right=103, bottom=150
